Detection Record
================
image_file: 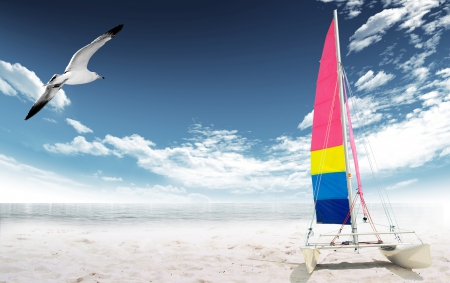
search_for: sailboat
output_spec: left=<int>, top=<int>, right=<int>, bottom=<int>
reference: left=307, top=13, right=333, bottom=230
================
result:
left=301, top=10, right=432, bottom=274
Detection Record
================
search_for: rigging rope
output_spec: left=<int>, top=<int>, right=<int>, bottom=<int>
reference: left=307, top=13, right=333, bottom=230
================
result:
left=330, top=193, right=358, bottom=244
left=305, top=77, right=340, bottom=245
left=342, top=68, right=401, bottom=238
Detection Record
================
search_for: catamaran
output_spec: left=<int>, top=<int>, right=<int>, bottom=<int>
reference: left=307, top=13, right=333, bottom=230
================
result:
left=301, top=10, right=432, bottom=274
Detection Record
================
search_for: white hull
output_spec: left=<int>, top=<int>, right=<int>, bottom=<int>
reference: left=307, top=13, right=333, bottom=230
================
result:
left=301, top=247, right=320, bottom=274
left=301, top=242, right=431, bottom=273
left=379, top=243, right=432, bottom=269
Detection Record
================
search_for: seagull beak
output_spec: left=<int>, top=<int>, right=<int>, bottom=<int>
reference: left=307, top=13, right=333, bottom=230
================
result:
left=101, top=76, right=105, bottom=79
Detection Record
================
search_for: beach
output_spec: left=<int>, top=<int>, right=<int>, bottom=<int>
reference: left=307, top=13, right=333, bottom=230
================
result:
left=0, top=203, right=449, bottom=282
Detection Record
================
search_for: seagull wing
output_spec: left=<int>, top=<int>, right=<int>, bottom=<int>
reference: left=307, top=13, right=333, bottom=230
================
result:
left=25, top=83, right=65, bottom=120
left=64, top=24, right=124, bottom=72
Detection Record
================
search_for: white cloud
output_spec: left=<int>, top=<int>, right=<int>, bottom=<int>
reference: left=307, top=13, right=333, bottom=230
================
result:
left=348, top=0, right=441, bottom=53
left=385, top=178, right=418, bottom=190
left=152, top=184, right=186, bottom=194
left=0, top=60, right=70, bottom=110
left=355, top=70, right=395, bottom=91
left=393, top=85, right=417, bottom=104
left=113, top=185, right=203, bottom=203
left=45, top=124, right=312, bottom=194
left=0, top=77, right=17, bottom=96
left=398, top=32, right=441, bottom=71
left=379, top=43, right=404, bottom=66
left=436, top=68, right=450, bottom=78
left=345, top=0, right=365, bottom=19
left=105, top=131, right=267, bottom=191
left=43, top=118, right=57, bottom=123
left=40, top=87, right=450, bottom=197
left=270, top=135, right=310, bottom=153
left=355, top=70, right=374, bottom=87
left=397, top=0, right=440, bottom=32
left=93, top=170, right=103, bottom=177
left=440, top=147, right=450, bottom=157
left=102, top=176, right=123, bottom=182
left=405, top=108, right=420, bottom=119
left=103, top=134, right=155, bottom=158
left=44, top=136, right=111, bottom=156
left=66, top=118, right=93, bottom=134
left=0, top=154, right=82, bottom=185
left=298, top=110, right=314, bottom=130
left=0, top=154, right=91, bottom=203
left=349, top=8, right=407, bottom=53
left=0, top=152, right=200, bottom=203
left=347, top=95, right=383, bottom=128
left=409, top=33, right=423, bottom=48
left=436, top=78, right=450, bottom=92
left=317, top=0, right=364, bottom=19
left=423, top=13, right=450, bottom=34
left=357, top=100, right=450, bottom=173
left=188, top=193, right=212, bottom=203
left=419, top=91, right=441, bottom=107
left=412, top=67, right=429, bottom=81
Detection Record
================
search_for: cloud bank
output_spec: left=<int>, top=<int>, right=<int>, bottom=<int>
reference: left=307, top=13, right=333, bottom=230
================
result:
left=44, top=124, right=311, bottom=194
left=66, top=118, right=93, bottom=134
left=0, top=60, right=70, bottom=111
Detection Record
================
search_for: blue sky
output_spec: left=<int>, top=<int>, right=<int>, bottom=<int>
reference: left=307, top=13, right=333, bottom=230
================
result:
left=0, top=0, right=449, bottom=203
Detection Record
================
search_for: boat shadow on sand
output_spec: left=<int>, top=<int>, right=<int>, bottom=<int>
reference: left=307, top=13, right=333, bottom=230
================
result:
left=289, top=260, right=424, bottom=283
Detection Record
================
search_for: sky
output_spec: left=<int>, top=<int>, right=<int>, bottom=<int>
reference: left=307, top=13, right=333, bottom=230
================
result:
left=0, top=0, right=449, bottom=203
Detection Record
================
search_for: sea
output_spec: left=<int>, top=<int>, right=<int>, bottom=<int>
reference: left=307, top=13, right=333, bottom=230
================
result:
left=0, top=203, right=445, bottom=227
left=0, top=203, right=311, bottom=227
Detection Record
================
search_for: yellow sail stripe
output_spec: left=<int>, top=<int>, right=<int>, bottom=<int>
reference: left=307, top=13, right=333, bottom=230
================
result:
left=311, top=145, right=345, bottom=175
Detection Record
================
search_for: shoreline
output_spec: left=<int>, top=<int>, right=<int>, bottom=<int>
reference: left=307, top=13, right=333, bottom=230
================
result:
left=0, top=204, right=449, bottom=282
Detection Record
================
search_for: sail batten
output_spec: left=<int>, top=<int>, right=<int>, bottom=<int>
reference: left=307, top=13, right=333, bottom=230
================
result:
left=310, top=19, right=350, bottom=225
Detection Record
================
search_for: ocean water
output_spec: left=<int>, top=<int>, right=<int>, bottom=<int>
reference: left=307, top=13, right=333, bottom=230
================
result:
left=0, top=203, right=443, bottom=227
left=0, top=203, right=313, bottom=226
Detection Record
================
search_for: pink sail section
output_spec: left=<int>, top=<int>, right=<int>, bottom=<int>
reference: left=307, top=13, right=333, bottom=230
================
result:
left=343, top=78, right=367, bottom=215
left=311, top=20, right=342, bottom=151
left=311, top=19, right=350, bottom=225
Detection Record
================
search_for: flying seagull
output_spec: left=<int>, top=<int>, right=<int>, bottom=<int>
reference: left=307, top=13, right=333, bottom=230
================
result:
left=25, top=24, right=124, bottom=120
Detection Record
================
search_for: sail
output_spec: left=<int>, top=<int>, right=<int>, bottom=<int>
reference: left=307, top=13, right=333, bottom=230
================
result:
left=310, top=20, right=350, bottom=224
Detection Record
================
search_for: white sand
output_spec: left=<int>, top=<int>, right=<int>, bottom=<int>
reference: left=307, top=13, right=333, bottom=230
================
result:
left=0, top=205, right=449, bottom=283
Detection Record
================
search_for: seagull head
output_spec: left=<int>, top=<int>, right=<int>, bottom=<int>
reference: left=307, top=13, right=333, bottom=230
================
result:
left=94, top=72, right=105, bottom=80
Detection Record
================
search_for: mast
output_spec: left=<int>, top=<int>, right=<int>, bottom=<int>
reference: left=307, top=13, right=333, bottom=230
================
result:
left=333, top=9, right=358, bottom=246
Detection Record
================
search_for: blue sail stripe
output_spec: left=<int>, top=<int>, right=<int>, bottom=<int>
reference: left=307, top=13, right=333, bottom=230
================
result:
left=315, top=199, right=351, bottom=224
left=312, top=172, right=348, bottom=200
left=311, top=172, right=351, bottom=224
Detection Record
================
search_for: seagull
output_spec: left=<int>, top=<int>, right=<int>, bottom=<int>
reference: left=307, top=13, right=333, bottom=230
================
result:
left=25, top=24, right=124, bottom=120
